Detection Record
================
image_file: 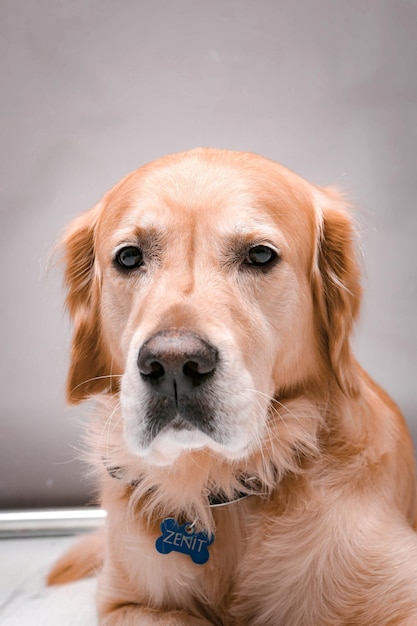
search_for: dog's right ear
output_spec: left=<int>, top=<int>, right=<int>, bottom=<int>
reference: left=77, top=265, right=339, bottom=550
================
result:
left=62, top=202, right=113, bottom=403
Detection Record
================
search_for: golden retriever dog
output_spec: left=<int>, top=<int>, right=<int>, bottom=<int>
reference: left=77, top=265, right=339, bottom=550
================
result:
left=48, top=148, right=417, bottom=625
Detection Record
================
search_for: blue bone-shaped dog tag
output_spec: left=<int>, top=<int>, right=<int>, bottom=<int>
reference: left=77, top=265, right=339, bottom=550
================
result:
left=155, top=518, right=215, bottom=565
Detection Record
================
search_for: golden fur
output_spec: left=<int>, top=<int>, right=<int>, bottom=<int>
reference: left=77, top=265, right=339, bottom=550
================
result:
left=48, top=148, right=417, bottom=625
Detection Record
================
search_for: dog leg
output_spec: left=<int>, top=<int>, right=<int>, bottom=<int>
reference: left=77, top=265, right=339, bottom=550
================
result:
left=101, top=606, right=214, bottom=625
left=47, top=529, right=104, bottom=585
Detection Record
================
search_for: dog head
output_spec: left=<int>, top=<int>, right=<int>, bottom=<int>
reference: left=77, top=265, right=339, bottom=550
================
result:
left=62, top=148, right=361, bottom=466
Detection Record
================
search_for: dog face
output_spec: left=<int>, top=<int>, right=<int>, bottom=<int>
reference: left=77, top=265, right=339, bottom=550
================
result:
left=63, top=148, right=361, bottom=466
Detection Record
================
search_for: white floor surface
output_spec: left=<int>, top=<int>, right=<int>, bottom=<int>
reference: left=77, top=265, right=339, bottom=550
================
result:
left=0, top=536, right=98, bottom=625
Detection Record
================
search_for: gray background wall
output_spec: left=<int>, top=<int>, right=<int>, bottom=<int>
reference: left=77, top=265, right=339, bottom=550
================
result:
left=1, top=0, right=416, bottom=508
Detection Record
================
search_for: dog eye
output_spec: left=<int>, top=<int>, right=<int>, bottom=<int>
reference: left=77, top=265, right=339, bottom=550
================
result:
left=115, top=246, right=143, bottom=269
left=245, top=245, right=278, bottom=267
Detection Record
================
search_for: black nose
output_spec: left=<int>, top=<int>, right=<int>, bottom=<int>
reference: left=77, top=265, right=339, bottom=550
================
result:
left=137, top=329, right=218, bottom=401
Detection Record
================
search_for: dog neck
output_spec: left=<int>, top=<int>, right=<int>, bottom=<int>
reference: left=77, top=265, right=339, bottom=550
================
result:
left=103, top=460, right=265, bottom=508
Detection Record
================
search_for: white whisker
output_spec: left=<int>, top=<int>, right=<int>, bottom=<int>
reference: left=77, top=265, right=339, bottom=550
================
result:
left=71, top=374, right=123, bottom=394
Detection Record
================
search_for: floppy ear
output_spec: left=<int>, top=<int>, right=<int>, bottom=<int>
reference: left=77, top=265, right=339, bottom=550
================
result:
left=62, top=203, right=114, bottom=403
left=312, top=189, right=362, bottom=397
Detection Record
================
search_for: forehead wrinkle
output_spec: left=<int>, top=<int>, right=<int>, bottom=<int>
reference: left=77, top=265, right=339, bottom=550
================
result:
left=100, top=198, right=176, bottom=254
left=228, top=221, right=288, bottom=247
left=108, top=227, right=166, bottom=261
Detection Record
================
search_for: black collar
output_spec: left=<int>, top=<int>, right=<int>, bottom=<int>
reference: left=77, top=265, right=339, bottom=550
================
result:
left=104, top=461, right=264, bottom=508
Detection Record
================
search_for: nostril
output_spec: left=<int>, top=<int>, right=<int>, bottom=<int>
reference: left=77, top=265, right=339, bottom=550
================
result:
left=183, top=359, right=215, bottom=382
left=141, top=360, right=165, bottom=381
left=183, top=361, right=200, bottom=377
left=137, top=342, right=167, bottom=381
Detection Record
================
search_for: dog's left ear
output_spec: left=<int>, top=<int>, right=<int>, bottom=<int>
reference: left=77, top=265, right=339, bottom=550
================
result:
left=312, top=189, right=362, bottom=397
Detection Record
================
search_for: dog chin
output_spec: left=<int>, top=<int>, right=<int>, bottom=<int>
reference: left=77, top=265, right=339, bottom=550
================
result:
left=125, top=424, right=253, bottom=467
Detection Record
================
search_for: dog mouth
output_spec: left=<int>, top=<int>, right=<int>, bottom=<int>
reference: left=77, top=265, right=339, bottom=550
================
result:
left=142, top=392, right=220, bottom=447
left=169, top=416, right=195, bottom=431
